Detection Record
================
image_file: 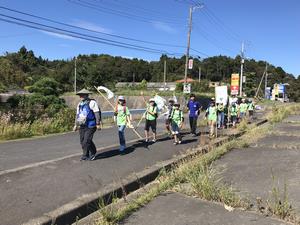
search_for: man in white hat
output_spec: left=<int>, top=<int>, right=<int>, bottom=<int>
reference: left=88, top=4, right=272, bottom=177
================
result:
left=74, top=89, right=101, bottom=161
left=144, top=98, right=158, bottom=142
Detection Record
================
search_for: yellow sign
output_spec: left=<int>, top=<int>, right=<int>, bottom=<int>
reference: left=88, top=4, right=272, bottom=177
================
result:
left=231, top=73, right=239, bottom=95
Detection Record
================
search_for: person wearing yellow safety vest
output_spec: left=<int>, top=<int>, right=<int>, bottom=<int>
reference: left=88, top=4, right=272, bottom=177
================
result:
left=217, top=102, right=225, bottom=129
left=170, top=103, right=184, bottom=145
left=144, top=98, right=158, bottom=143
left=239, top=98, right=248, bottom=120
left=114, top=96, right=132, bottom=154
left=247, top=99, right=255, bottom=122
left=205, top=100, right=217, bottom=137
left=230, top=102, right=238, bottom=128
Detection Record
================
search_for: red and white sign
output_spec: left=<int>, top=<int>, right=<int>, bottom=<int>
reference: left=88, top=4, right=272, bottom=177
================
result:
left=188, top=59, right=193, bottom=69
left=230, top=73, right=239, bottom=95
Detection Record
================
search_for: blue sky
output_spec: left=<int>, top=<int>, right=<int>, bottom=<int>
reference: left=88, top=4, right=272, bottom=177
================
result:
left=0, top=0, right=299, bottom=76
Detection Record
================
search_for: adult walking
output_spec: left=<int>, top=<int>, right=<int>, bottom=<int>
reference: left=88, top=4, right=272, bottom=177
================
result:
left=73, top=89, right=101, bottom=161
left=114, top=96, right=131, bottom=154
left=187, top=93, right=201, bottom=136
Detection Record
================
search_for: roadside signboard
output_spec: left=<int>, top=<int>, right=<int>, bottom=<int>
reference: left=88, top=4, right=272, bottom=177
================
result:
left=183, top=83, right=191, bottom=94
left=230, top=73, right=239, bottom=95
left=188, top=59, right=193, bottom=69
left=215, top=86, right=228, bottom=105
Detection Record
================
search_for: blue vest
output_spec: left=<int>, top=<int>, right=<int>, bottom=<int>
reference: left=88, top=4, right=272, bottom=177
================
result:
left=78, top=100, right=96, bottom=128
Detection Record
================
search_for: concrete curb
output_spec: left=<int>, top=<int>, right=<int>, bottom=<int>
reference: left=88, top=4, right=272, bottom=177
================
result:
left=22, top=119, right=268, bottom=225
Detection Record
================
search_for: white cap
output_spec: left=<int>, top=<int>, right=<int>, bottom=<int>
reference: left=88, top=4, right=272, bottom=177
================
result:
left=118, top=96, right=125, bottom=100
left=149, top=98, right=155, bottom=102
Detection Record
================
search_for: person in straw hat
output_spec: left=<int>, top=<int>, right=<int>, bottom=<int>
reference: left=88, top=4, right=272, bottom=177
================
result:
left=73, top=88, right=101, bottom=161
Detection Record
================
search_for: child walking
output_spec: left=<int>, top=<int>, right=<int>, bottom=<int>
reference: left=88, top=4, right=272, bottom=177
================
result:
left=144, top=98, right=158, bottom=142
left=205, top=100, right=217, bottom=137
left=170, top=103, right=184, bottom=145
left=114, top=96, right=131, bottom=154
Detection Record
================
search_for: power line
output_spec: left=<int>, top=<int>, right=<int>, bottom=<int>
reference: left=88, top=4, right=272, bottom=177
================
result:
left=87, top=0, right=183, bottom=22
left=201, top=7, right=242, bottom=43
left=0, top=6, right=185, bottom=48
left=68, top=0, right=183, bottom=25
left=0, top=14, right=182, bottom=55
left=0, top=6, right=211, bottom=58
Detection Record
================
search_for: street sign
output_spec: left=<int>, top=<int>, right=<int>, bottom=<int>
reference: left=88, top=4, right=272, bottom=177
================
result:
left=188, top=59, right=193, bottom=69
left=230, top=73, right=239, bottom=95
left=183, top=83, right=191, bottom=94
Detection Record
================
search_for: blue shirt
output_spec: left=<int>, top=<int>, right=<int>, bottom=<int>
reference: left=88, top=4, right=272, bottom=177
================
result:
left=187, top=100, right=201, bottom=118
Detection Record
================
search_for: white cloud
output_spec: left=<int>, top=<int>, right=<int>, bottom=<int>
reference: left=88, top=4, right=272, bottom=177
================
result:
left=152, top=21, right=177, bottom=34
left=41, top=31, right=79, bottom=40
left=71, top=20, right=113, bottom=34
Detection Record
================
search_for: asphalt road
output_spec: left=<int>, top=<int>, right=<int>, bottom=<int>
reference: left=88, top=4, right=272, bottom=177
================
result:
left=0, top=120, right=204, bottom=225
left=0, top=111, right=265, bottom=225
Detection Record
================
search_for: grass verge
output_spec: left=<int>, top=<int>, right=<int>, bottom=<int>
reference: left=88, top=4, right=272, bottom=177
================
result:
left=85, top=103, right=300, bottom=225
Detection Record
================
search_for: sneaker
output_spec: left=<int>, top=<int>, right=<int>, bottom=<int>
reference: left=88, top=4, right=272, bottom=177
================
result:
left=152, top=139, right=156, bottom=143
left=89, top=154, right=96, bottom=161
left=80, top=156, right=88, bottom=161
left=173, top=142, right=178, bottom=145
left=145, top=139, right=149, bottom=143
left=178, top=140, right=182, bottom=144
left=120, top=151, right=126, bottom=155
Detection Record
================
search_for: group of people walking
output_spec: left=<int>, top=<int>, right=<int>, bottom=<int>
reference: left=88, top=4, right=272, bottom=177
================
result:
left=73, top=88, right=255, bottom=161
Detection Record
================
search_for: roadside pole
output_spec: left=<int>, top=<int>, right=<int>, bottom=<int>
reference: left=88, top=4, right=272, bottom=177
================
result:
left=74, top=57, right=77, bottom=94
left=184, top=6, right=193, bottom=86
left=164, top=59, right=167, bottom=91
left=239, top=41, right=244, bottom=97
left=198, top=66, right=201, bottom=82
left=264, top=62, right=268, bottom=99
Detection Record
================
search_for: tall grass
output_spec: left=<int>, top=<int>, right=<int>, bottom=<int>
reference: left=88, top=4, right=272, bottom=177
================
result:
left=0, top=108, right=75, bottom=140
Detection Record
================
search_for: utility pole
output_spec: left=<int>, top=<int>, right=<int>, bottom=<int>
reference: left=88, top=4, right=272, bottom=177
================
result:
left=164, top=59, right=167, bottom=91
left=239, top=41, right=245, bottom=97
left=264, top=62, right=268, bottom=99
left=133, top=73, right=135, bottom=85
left=255, top=62, right=268, bottom=98
left=74, top=57, right=77, bottom=93
left=184, top=6, right=193, bottom=86
left=198, top=66, right=201, bottom=82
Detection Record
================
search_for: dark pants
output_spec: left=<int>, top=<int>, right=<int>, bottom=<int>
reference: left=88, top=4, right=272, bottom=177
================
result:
left=79, top=126, right=97, bottom=157
left=189, top=116, right=198, bottom=134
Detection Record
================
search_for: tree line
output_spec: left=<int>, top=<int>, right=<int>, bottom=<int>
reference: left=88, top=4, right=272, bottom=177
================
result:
left=0, top=46, right=299, bottom=101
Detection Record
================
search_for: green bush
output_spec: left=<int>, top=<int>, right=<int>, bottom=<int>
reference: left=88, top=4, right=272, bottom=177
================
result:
left=28, top=77, right=62, bottom=96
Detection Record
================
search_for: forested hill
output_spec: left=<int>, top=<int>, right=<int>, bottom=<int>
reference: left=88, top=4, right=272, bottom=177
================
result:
left=0, top=46, right=299, bottom=101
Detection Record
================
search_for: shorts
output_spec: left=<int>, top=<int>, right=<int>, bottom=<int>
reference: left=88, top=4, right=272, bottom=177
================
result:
left=171, top=122, right=180, bottom=134
left=145, top=119, right=157, bottom=132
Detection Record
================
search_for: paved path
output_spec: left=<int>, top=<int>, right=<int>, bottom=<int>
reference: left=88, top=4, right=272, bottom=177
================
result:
left=122, top=192, right=287, bottom=225
left=0, top=111, right=265, bottom=225
left=215, top=114, right=300, bottom=213
left=0, top=119, right=168, bottom=172
left=0, top=126, right=202, bottom=225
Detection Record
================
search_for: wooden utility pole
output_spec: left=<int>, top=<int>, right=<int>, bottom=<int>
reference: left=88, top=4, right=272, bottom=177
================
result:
left=239, top=41, right=245, bottom=97
left=164, top=59, right=167, bottom=91
left=74, top=57, right=77, bottom=93
left=198, top=66, right=201, bottom=82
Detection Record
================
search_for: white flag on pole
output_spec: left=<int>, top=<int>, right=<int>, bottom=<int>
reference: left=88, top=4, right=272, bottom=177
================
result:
left=97, top=86, right=114, bottom=99
left=153, top=94, right=166, bottom=111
